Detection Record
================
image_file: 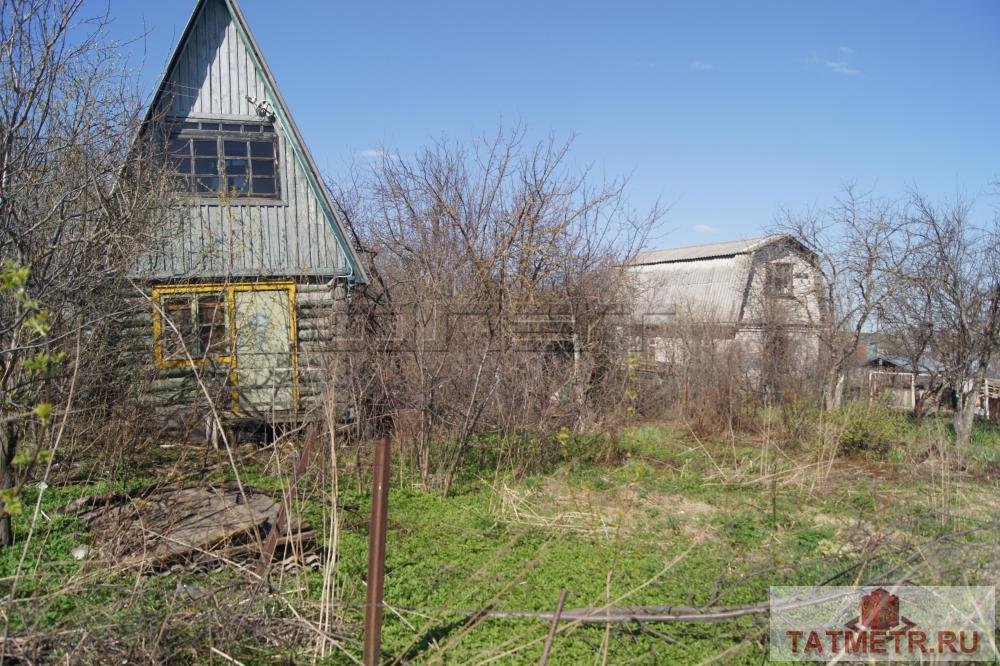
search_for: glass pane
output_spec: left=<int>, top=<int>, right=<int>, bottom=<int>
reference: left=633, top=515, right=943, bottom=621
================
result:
left=227, top=176, right=250, bottom=193
left=164, top=299, right=191, bottom=321
left=196, top=176, right=220, bottom=193
left=173, top=175, right=192, bottom=192
left=225, top=158, right=248, bottom=175
left=251, top=158, right=274, bottom=176
left=198, top=295, right=225, bottom=320
left=200, top=122, right=220, bottom=131
left=252, top=177, right=276, bottom=195
left=194, top=158, right=218, bottom=175
left=250, top=141, right=273, bottom=158
left=197, top=296, right=228, bottom=357
left=169, top=138, right=189, bottom=155
left=224, top=140, right=247, bottom=157
left=162, top=297, right=194, bottom=360
left=172, top=157, right=191, bottom=174
left=193, top=139, right=217, bottom=156
left=244, top=123, right=263, bottom=133
left=222, top=123, right=243, bottom=132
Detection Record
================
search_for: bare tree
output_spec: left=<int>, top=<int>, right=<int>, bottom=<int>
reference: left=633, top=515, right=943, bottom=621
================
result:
left=336, top=127, right=660, bottom=494
left=902, top=192, right=1000, bottom=448
left=0, top=0, right=172, bottom=545
left=879, top=283, right=947, bottom=425
left=774, top=185, right=910, bottom=409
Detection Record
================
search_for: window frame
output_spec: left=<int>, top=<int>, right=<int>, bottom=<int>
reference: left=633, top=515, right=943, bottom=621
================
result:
left=166, top=118, right=282, bottom=201
left=766, top=262, right=795, bottom=298
left=151, top=282, right=300, bottom=412
left=160, top=295, right=198, bottom=362
left=153, top=289, right=232, bottom=365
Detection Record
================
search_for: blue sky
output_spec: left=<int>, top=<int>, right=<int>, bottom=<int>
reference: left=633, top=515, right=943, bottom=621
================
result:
left=93, top=0, right=998, bottom=248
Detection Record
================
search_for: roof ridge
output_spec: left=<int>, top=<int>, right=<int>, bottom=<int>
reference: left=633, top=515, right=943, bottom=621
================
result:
left=632, top=234, right=788, bottom=266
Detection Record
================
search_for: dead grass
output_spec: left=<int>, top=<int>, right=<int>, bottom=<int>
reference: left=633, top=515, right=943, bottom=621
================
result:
left=491, top=473, right=718, bottom=542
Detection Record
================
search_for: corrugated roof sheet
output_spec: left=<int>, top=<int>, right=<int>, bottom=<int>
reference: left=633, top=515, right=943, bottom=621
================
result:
left=865, top=354, right=946, bottom=374
left=631, top=255, right=752, bottom=323
left=632, top=234, right=785, bottom=266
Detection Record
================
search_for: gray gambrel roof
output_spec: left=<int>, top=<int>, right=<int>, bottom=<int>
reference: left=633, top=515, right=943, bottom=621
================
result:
left=630, top=234, right=809, bottom=325
left=137, top=0, right=368, bottom=283
left=631, top=235, right=786, bottom=266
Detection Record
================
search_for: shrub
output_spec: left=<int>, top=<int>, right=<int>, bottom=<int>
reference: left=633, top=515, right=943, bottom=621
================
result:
left=837, top=406, right=903, bottom=458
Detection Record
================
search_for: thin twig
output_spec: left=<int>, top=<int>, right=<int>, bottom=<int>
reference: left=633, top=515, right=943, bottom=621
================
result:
left=538, top=588, right=568, bottom=666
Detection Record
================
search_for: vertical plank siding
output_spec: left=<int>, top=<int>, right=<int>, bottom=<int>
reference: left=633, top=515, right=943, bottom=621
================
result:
left=143, top=0, right=351, bottom=280
left=128, top=0, right=365, bottom=424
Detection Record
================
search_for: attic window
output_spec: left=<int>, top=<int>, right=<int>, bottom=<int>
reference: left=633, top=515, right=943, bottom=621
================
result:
left=766, top=262, right=794, bottom=298
left=166, top=120, right=279, bottom=199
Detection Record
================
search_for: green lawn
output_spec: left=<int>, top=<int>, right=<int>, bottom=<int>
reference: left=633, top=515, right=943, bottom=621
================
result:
left=0, top=416, right=996, bottom=663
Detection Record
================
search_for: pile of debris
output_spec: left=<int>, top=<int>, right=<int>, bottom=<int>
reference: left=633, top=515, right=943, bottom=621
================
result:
left=60, top=482, right=315, bottom=571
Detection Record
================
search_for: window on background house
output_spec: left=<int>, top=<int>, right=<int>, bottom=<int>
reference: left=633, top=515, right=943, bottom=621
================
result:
left=766, top=262, right=794, bottom=298
left=166, top=119, right=279, bottom=198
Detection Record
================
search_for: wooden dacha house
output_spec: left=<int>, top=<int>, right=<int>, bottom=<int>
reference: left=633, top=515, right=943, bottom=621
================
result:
left=128, top=0, right=367, bottom=429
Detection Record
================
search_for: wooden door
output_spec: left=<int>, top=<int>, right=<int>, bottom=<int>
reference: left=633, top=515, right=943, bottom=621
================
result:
left=233, top=288, right=296, bottom=413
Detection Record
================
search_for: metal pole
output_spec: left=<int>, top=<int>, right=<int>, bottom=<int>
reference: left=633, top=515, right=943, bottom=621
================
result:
left=363, top=437, right=391, bottom=666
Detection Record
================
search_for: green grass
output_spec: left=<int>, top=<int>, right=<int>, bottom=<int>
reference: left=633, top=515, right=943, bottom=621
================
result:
left=0, top=416, right=996, bottom=663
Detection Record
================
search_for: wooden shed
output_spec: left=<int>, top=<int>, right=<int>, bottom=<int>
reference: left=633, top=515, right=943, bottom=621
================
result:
left=129, top=0, right=367, bottom=427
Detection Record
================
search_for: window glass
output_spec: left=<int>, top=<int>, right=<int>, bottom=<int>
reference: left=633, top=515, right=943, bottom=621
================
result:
left=162, top=297, right=195, bottom=361
left=192, top=140, right=216, bottom=156
left=197, top=295, right=228, bottom=357
left=160, top=293, right=230, bottom=361
left=196, top=176, right=220, bottom=193
left=253, top=159, right=275, bottom=176
left=253, top=177, right=277, bottom=195
left=227, top=176, right=251, bottom=193
left=225, top=158, right=248, bottom=175
left=224, top=140, right=247, bottom=157
left=165, top=121, right=280, bottom=198
left=767, top=263, right=794, bottom=297
left=194, top=158, right=218, bottom=175
left=250, top=141, right=273, bottom=158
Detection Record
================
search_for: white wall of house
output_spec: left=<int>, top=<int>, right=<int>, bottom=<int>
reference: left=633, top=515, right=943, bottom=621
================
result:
left=628, top=236, right=823, bottom=374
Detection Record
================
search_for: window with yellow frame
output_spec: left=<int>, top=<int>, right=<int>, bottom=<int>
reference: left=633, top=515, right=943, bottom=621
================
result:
left=151, top=282, right=298, bottom=371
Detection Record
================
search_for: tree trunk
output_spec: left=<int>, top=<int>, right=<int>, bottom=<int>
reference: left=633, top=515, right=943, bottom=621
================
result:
left=823, top=370, right=845, bottom=410
left=0, top=422, right=18, bottom=547
left=913, top=397, right=924, bottom=430
left=953, top=389, right=977, bottom=449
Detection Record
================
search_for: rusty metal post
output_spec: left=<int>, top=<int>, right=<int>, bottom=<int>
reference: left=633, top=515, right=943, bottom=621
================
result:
left=363, top=437, right=391, bottom=666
